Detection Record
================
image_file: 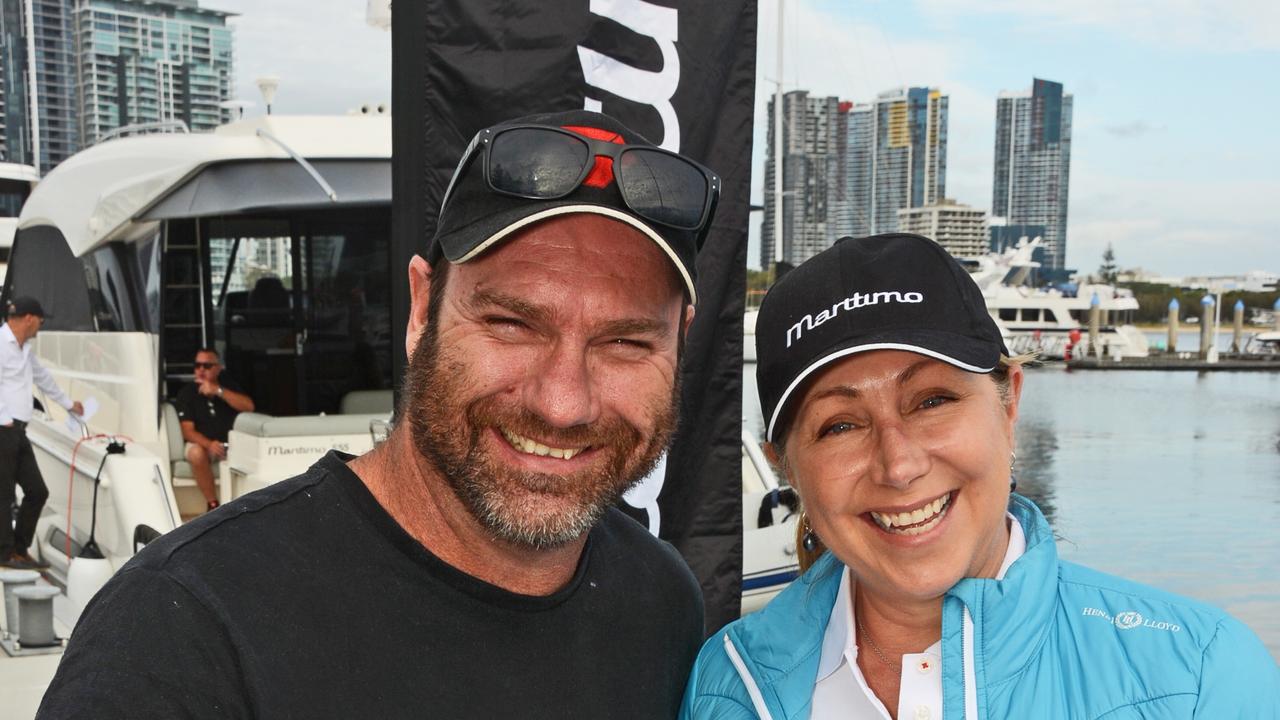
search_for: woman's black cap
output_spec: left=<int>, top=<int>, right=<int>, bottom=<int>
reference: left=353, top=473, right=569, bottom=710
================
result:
left=756, top=233, right=1008, bottom=442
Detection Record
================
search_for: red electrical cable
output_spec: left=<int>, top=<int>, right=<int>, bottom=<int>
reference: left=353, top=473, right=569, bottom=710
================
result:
left=64, top=433, right=132, bottom=561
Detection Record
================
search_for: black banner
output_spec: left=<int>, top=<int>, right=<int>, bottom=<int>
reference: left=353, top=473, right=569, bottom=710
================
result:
left=391, top=0, right=754, bottom=634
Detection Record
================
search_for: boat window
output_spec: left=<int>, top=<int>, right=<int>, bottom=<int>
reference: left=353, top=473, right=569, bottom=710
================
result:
left=82, top=244, right=142, bottom=331
left=134, top=231, right=162, bottom=332
left=999, top=308, right=1017, bottom=321
left=4, top=226, right=95, bottom=331
left=296, top=214, right=393, bottom=412
left=208, top=218, right=294, bottom=312
left=0, top=178, right=29, bottom=217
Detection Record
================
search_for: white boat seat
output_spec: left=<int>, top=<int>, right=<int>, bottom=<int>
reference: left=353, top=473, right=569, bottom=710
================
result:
left=339, top=389, right=394, bottom=415
left=232, top=412, right=388, bottom=438
left=163, top=402, right=218, bottom=484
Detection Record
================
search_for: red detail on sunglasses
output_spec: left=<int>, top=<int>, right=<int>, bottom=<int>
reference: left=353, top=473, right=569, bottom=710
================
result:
left=563, top=125, right=624, bottom=189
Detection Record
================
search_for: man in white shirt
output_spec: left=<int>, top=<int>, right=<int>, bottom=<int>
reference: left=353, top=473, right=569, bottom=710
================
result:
left=0, top=296, right=83, bottom=569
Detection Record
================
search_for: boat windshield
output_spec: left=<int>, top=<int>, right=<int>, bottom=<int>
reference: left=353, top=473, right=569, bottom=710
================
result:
left=161, top=207, right=392, bottom=417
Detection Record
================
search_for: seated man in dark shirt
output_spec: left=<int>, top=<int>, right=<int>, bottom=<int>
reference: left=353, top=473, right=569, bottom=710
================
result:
left=174, top=348, right=254, bottom=511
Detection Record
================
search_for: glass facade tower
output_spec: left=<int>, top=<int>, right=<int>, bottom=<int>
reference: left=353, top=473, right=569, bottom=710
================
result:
left=842, top=87, right=948, bottom=239
left=0, top=0, right=232, bottom=173
left=761, top=90, right=845, bottom=268
left=0, top=0, right=78, bottom=172
left=763, top=86, right=948, bottom=268
left=992, top=78, right=1073, bottom=272
left=75, top=0, right=235, bottom=145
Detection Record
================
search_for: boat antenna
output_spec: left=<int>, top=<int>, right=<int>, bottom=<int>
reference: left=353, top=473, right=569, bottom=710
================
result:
left=257, top=76, right=280, bottom=115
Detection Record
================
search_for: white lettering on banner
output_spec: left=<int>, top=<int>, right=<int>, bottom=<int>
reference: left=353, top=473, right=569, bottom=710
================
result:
left=577, top=0, right=681, bottom=150
left=623, top=450, right=666, bottom=537
left=786, top=291, right=925, bottom=347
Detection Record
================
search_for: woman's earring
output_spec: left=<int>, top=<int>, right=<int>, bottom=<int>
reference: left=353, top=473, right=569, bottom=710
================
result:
left=801, top=514, right=819, bottom=552
left=1009, top=450, right=1018, bottom=492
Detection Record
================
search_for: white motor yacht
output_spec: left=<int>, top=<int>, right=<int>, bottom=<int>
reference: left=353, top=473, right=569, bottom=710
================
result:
left=968, top=239, right=1148, bottom=360
left=3, top=111, right=394, bottom=616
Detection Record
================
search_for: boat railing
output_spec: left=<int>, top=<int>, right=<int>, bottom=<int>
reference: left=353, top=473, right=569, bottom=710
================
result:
left=96, top=120, right=191, bottom=145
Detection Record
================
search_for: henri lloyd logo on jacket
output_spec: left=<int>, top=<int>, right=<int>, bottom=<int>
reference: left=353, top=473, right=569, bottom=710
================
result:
left=786, top=290, right=925, bottom=348
left=1083, top=607, right=1182, bottom=633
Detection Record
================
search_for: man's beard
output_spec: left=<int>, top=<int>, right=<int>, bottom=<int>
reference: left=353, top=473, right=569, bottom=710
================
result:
left=402, top=324, right=679, bottom=550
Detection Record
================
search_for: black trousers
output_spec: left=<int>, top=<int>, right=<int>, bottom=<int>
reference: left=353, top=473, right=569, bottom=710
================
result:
left=0, top=422, right=48, bottom=556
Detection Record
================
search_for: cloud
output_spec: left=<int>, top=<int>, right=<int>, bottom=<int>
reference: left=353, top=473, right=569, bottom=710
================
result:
left=915, top=0, right=1280, bottom=52
left=1067, top=171, right=1280, bottom=275
left=213, top=0, right=391, bottom=115
left=1101, top=121, right=1164, bottom=138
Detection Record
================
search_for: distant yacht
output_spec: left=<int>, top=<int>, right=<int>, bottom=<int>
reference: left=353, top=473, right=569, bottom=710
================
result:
left=967, top=239, right=1149, bottom=360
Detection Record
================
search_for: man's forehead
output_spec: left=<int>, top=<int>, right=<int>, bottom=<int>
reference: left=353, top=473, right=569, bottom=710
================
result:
left=462, top=214, right=684, bottom=296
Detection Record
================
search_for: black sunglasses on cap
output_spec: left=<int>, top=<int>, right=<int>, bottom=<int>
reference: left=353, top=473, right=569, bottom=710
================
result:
left=440, top=124, right=721, bottom=235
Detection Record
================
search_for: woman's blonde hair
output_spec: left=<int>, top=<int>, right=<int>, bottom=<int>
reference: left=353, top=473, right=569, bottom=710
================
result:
left=785, top=352, right=1035, bottom=573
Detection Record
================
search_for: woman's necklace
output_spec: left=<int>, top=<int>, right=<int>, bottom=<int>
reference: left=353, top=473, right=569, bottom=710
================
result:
left=856, top=614, right=900, bottom=669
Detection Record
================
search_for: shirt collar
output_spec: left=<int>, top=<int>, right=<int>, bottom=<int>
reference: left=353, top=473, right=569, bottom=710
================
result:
left=1, top=323, right=17, bottom=345
left=814, top=511, right=1026, bottom=682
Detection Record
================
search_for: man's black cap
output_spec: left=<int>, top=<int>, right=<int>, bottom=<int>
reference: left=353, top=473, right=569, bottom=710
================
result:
left=756, top=233, right=1008, bottom=442
left=427, top=109, right=708, bottom=302
left=7, top=296, right=48, bottom=318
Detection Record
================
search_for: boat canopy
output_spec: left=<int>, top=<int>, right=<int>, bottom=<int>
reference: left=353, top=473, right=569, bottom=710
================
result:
left=17, top=115, right=391, bottom=258
left=140, top=159, right=389, bottom=220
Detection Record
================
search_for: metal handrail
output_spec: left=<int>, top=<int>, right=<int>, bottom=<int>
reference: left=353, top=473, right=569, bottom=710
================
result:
left=254, top=128, right=339, bottom=202
left=97, top=120, right=191, bottom=144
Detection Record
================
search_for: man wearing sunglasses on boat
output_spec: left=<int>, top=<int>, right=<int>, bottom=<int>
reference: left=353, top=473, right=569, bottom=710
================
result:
left=40, top=110, right=717, bottom=719
left=175, top=348, right=255, bottom=512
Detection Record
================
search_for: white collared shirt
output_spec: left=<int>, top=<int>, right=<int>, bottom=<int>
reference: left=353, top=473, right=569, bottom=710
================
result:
left=0, top=322, right=73, bottom=425
left=811, top=514, right=1026, bottom=720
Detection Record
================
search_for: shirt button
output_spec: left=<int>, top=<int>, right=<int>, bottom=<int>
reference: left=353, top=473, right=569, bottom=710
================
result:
left=914, top=706, right=931, bottom=720
left=916, top=658, right=934, bottom=674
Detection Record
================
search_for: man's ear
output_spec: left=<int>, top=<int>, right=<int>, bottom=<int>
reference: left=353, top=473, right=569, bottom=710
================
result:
left=406, top=255, right=433, bottom=360
left=681, top=303, right=696, bottom=338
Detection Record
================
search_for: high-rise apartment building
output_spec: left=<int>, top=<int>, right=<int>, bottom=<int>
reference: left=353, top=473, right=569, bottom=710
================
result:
left=75, top=0, right=234, bottom=145
left=898, top=199, right=987, bottom=259
left=764, top=86, right=948, bottom=268
left=761, top=90, right=845, bottom=268
left=0, top=0, right=78, bottom=172
left=992, top=78, right=1072, bottom=272
left=834, top=87, right=949, bottom=242
left=0, top=0, right=232, bottom=173
left=864, top=87, right=947, bottom=235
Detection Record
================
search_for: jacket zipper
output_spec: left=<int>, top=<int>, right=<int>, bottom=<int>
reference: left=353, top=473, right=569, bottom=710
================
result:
left=723, top=633, right=776, bottom=720
left=962, top=606, right=978, bottom=719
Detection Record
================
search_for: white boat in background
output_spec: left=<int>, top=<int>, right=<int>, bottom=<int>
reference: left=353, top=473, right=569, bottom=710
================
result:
left=3, top=113, right=394, bottom=631
left=0, top=162, right=40, bottom=285
left=968, top=239, right=1148, bottom=360
left=740, top=309, right=801, bottom=614
left=1243, top=331, right=1280, bottom=356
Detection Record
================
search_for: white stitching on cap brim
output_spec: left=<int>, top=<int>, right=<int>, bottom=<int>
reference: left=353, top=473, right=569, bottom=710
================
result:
left=765, top=342, right=995, bottom=442
left=451, top=204, right=697, bottom=304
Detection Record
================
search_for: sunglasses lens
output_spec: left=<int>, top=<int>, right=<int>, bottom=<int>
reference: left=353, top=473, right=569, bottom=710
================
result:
left=617, top=149, right=708, bottom=230
left=489, top=128, right=590, bottom=198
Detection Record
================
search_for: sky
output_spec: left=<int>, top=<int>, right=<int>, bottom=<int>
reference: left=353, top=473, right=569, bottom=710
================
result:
left=212, top=0, right=1277, bottom=278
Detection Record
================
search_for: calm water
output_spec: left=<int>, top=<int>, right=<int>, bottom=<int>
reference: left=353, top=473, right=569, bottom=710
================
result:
left=743, top=359, right=1280, bottom=659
